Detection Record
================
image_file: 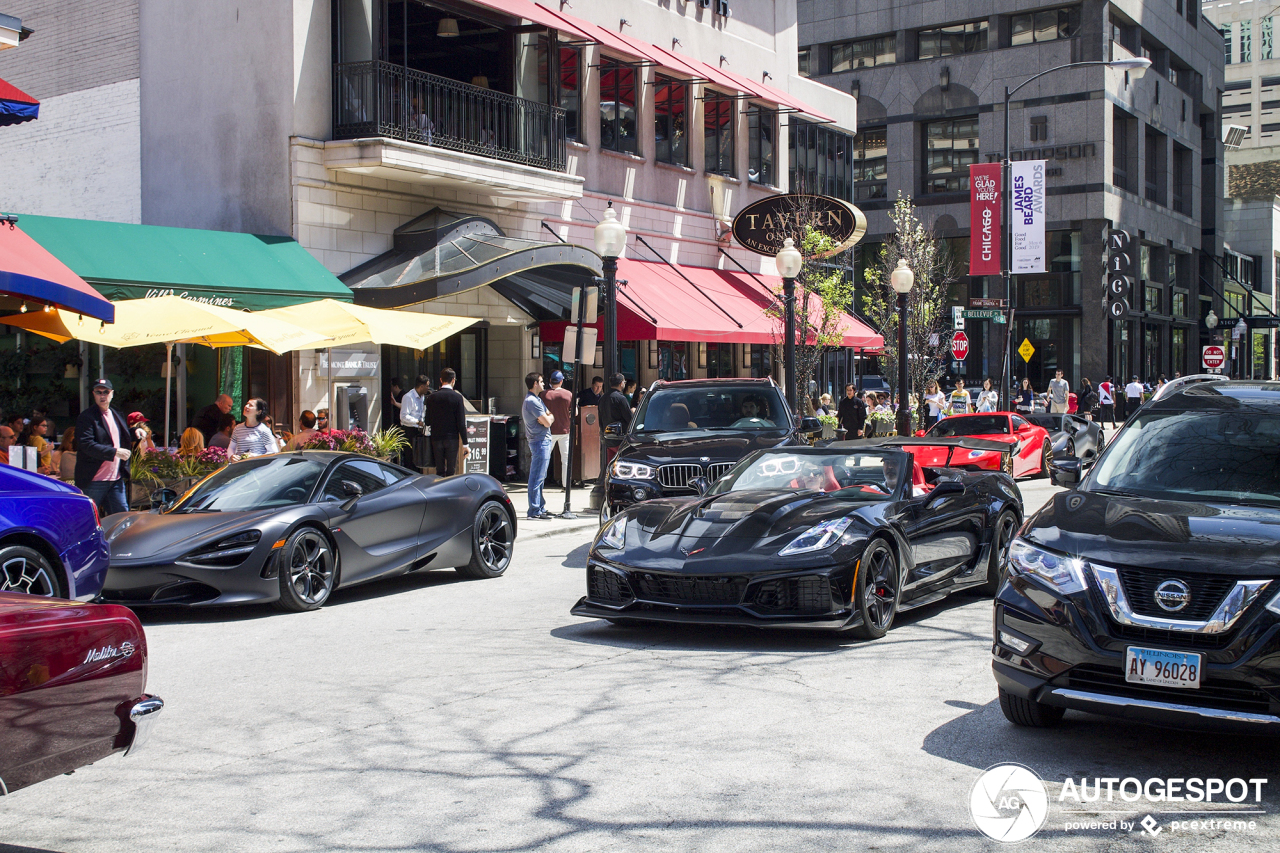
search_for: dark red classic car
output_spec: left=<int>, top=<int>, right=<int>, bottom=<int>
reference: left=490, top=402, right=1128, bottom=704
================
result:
left=0, top=592, right=162, bottom=795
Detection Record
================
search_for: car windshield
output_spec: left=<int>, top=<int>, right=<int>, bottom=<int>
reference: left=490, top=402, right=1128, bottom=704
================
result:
left=1089, top=409, right=1280, bottom=505
left=170, top=455, right=329, bottom=512
left=1025, top=414, right=1061, bottom=431
left=709, top=450, right=909, bottom=497
left=633, top=386, right=789, bottom=433
left=927, top=415, right=1010, bottom=437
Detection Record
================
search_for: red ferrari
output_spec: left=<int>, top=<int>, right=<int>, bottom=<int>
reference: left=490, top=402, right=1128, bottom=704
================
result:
left=914, top=413, right=1053, bottom=479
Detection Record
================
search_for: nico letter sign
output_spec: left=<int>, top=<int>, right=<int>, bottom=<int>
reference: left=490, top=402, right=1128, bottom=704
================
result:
left=1202, top=345, right=1226, bottom=370
left=731, top=194, right=867, bottom=258
left=951, top=331, right=970, bottom=360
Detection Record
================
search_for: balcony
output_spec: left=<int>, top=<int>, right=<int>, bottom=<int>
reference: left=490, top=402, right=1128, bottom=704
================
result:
left=334, top=60, right=568, bottom=172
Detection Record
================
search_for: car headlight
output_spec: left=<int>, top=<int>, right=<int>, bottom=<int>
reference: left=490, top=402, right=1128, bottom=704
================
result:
left=779, top=517, right=854, bottom=556
left=598, top=518, right=626, bottom=550
left=1006, top=538, right=1088, bottom=595
left=106, top=515, right=136, bottom=542
left=1266, top=589, right=1280, bottom=617
left=611, top=459, right=655, bottom=479
left=184, top=530, right=262, bottom=566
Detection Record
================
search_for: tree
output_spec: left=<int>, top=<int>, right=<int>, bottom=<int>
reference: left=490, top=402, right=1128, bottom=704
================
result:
left=862, top=193, right=959, bottom=426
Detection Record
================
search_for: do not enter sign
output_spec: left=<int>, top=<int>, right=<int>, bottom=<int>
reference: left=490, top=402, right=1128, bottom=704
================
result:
left=1202, top=345, right=1226, bottom=370
left=951, top=331, right=970, bottom=360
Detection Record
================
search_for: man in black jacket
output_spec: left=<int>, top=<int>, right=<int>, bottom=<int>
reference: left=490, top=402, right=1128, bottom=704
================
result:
left=601, top=373, right=633, bottom=433
left=836, top=383, right=867, bottom=439
left=74, top=378, right=133, bottom=516
left=425, top=367, right=470, bottom=477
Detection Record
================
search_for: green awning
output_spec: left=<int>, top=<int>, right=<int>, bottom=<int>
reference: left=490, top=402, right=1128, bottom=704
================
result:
left=13, top=214, right=353, bottom=310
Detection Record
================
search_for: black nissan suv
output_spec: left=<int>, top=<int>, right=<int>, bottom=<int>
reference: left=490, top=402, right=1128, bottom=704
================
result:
left=600, top=378, right=820, bottom=523
left=993, top=377, right=1280, bottom=732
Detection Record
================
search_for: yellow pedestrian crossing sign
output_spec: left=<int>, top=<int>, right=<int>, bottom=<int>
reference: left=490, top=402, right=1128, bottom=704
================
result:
left=1018, top=338, right=1036, bottom=362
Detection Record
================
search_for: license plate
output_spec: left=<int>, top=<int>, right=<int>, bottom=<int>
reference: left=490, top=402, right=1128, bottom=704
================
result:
left=1125, top=647, right=1201, bottom=689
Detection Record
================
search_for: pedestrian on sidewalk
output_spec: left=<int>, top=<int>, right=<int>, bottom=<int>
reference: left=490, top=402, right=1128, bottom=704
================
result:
left=577, top=376, right=604, bottom=408
left=1125, top=375, right=1144, bottom=417
left=400, top=375, right=430, bottom=470
left=74, top=379, right=132, bottom=517
left=522, top=372, right=554, bottom=519
left=541, top=370, right=573, bottom=487
left=425, top=368, right=469, bottom=477
left=838, top=382, right=868, bottom=437
left=1048, top=370, right=1070, bottom=414
left=1079, top=378, right=1098, bottom=423
left=1098, top=376, right=1116, bottom=427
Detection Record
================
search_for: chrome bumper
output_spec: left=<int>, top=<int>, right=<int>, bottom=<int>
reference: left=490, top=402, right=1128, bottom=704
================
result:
left=124, top=695, right=164, bottom=757
left=1047, top=687, right=1280, bottom=727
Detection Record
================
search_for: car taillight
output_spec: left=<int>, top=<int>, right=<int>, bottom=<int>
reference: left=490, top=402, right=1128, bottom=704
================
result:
left=91, top=500, right=101, bottom=529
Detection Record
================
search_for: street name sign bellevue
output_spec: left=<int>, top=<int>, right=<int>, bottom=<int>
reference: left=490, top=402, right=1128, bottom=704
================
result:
left=731, top=194, right=867, bottom=258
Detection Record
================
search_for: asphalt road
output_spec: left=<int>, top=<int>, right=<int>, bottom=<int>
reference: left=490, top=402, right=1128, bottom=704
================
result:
left=2, top=478, right=1276, bottom=852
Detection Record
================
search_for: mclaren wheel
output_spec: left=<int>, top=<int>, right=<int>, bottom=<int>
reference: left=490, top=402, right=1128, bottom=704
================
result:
left=274, top=527, right=336, bottom=612
left=0, top=545, right=62, bottom=598
left=999, top=687, right=1065, bottom=728
left=982, top=511, right=1019, bottom=595
left=1065, top=438, right=1075, bottom=456
left=1038, top=440, right=1052, bottom=478
left=457, top=501, right=514, bottom=579
left=851, top=539, right=900, bottom=640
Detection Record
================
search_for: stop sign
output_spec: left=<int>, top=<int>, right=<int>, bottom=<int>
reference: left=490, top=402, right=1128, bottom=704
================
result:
left=1202, top=345, right=1226, bottom=370
left=951, top=331, right=970, bottom=360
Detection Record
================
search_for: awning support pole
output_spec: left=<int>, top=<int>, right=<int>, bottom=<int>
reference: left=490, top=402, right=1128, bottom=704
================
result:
left=163, top=341, right=174, bottom=451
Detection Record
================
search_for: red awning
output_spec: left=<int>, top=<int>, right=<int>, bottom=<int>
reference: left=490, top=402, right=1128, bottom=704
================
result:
left=535, top=5, right=655, bottom=63
left=540, top=258, right=882, bottom=350
left=0, top=75, right=39, bottom=126
left=465, top=0, right=594, bottom=40
left=0, top=223, right=115, bottom=322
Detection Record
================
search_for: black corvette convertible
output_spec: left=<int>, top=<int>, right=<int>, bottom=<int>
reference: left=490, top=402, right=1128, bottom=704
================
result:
left=572, top=443, right=1023, bottom=637
left=100, top=451, right=516, bottom=610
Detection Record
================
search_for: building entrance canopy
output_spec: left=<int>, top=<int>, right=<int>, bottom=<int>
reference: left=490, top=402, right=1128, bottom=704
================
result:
left=540, top=258, right=883, bottom=349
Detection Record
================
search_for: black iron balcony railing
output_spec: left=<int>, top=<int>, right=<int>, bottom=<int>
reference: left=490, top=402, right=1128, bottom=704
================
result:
left=334, top=60, right=567, bottom=172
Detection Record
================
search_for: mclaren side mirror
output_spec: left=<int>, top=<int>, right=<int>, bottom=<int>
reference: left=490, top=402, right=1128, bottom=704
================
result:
left=688, top=476, right=711, bottom=496
left=340, top=479, right=364, bottom=510
left=1049, top=458, right=1082, bottom=487
left=923, top=480, right=965, bottom=507
left=150, top=488, right=179, bottom=511
left=798, top=416, right=823, bottom=436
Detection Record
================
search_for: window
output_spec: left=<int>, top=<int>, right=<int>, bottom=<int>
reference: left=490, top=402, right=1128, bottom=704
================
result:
left=707, top=343, right=735, bottom=378
left=1265, top=18, right=1274, bottom=60
left=1145, top=285, right=1162, bottom=313
left=1145, top=125, right=1167, bottom=205
left=1113, top=107, right=1138, bottom=192
left=1010, top=7, right=1081, bottom=46
left=748, top=106, right=777, bottom=185
left=749, top=344, right=773, bottom=378
left=1030, top=116, right=1048, bottom=142
left=322, top=460, right=391, bottom=501
left=1173, top=291, right=1188, bottom=317
left=919, top=21, right=987, bottom=58
left=1242, top=20, right=1253, bottom=63
left=1172, top=328, right=1186, bottom=373
left=852, top=125, right=887, bottom=200
left=789, top=119, right=855, bottom=200
left=1172, top=143, right=1191, bottom=214
left=539, top=43, right=581, bottom=142
left=798, top=47, right=812, bottom=77
left=831, top=34, right=896, bottom=70
left=1223, top=23, right=1233, bottom=65
left=654, top=76, right=688, bottom=166
left=923, top=116, right=979, bottom=194
left=1140, top=244, right=1152, bottom=282
left=599, top=57, right=639, bottom=154
left=703, top=90, right=736, bottom=176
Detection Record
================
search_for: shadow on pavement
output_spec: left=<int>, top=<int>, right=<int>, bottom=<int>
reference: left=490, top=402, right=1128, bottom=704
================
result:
left=558, top=542, right=591, bottom=568
left=550, top=618, right=866, bottom=653
left=0, top=845, right=67, bottom=853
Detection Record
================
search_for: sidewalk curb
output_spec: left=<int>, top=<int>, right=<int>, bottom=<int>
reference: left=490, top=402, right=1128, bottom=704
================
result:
left=519, top=517, right=599, bottom=542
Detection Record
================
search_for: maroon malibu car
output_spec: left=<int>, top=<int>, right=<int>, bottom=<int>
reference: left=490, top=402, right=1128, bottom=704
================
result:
left=0, top=592, right=163, bottom=795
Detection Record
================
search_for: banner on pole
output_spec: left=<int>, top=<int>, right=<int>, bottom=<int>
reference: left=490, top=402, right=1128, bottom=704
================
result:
left=968, top=164, right=1002, bottom=275
left=1010, top=160, right=1046, bottom=273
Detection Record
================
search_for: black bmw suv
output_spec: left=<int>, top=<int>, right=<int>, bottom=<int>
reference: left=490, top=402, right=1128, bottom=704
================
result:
left=994, top=378, right=1280, bottom=732
left=600, top=378, right=820, bottom=522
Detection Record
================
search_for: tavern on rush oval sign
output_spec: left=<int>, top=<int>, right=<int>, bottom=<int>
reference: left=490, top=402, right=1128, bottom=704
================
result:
left=731, top=194, right=868, bottom=258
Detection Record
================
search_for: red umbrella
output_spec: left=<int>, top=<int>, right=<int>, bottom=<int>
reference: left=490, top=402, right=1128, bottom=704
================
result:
left=0, top=220, right=114, bottom=321
left=0, top=76, right=38, bottom=126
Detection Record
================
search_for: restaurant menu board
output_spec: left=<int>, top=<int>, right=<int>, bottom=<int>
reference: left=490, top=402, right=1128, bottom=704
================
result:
left=464, top=416, right=490, bottom=475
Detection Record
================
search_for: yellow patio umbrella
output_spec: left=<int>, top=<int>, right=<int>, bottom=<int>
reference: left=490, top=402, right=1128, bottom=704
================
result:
left=257, top=299, right=480, bottom=411
left=0, top=295, right=332, bottom=447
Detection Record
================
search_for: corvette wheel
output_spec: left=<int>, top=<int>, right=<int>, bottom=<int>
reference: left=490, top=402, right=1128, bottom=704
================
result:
left=274, top=528, right=335, bottom=612
left=0, top=545, right=61, bottom=598
left=1038, top=440, right=1052, bottom=478
left=982, top=511, right=1019, bottom=595
left=852, top=539, right=900, bottom=640
left=458, top=502, right=514, bottom=579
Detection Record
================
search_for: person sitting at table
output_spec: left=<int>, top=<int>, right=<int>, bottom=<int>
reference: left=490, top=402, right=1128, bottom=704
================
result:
left=208, top=414, right=235, bottom=450
left=57, top=429, right=77, bottom=481
left=177, top=428, right=205, bottom=457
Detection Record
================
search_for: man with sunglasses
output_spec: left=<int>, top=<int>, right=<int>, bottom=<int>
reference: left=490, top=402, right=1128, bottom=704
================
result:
left=74, top=378, right=133, bottom=516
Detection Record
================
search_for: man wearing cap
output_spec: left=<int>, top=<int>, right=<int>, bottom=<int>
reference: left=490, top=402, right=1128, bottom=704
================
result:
left=424, top=368, right=469, bottom=477
left=127, top=411, right=156, bottom=454
left=75, top=379, right=133, bottom=516
left=541, top=370, right=574, bottom=487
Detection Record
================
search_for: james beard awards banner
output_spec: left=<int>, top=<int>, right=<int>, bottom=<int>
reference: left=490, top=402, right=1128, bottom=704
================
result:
left=1011, top=160, right=1047, bottom=273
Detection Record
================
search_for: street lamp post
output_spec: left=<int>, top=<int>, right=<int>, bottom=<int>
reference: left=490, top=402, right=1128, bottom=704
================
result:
left=1000, top=57, right=1151, bottom=412
left=1234, top=317, right=1249, bottom=379
left=891, top=259, right=914, bottom=437
left=775, top=237, right=804, bottom=418
left=590, top=204, right=627, bottom=511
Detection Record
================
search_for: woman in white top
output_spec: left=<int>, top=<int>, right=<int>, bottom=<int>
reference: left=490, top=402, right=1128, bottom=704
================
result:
left=227, top=398, right=278, bottom=457
left=975, top=377, right=999, bottom=412
left=923, top=380, right=947, bottom=429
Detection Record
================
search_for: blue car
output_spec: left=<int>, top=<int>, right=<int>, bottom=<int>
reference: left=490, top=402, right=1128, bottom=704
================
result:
left=0, top=464, right=109, bottom=600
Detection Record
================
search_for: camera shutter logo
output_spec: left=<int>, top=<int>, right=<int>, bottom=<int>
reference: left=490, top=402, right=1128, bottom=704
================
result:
left=970, top=764, right=1049, bottom=842
left=1154, top=579, right=1191, bottom=612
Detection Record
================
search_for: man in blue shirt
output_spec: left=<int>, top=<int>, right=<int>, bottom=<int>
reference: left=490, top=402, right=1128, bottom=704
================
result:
left=521, top=372, right=555, bottom=519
